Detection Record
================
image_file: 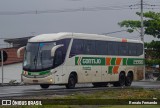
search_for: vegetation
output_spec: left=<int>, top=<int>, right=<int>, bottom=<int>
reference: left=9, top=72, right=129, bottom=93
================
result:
left=118, top=11, right=160, bottom=38
left=118, top=11, right=160, bottom=69
left=2, top=88, right=159, bottom=108
left=145, top=40, right=160, bottom=71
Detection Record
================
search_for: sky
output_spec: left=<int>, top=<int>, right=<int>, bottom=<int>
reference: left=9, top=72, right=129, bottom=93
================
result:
left=0, top=0, right=159, bottom=46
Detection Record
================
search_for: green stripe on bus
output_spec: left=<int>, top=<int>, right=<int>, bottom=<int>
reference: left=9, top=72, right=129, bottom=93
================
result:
left=108, top=66, right=113, bottom=74
left=28, top=70, right=50, bottom=76
left=75, top=57, right=144, bottom=66
left=75, top=57, right=79, bottom=65
left=127, top=58, right=144, bottom=65
left=75, top=57, right=105, bottom=65
left=111, top=58, right=116, bottom=65
left=123, top=58, right=127, bottom=65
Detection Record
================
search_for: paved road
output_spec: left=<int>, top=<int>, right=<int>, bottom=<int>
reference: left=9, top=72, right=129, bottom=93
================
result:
left=0, top=81, right=159, bottom=98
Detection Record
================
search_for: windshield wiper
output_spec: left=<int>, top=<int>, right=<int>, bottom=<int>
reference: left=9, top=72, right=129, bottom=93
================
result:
left=33, top=56, right=37, bottom=69
left=40, top=52, right=43, bottom=69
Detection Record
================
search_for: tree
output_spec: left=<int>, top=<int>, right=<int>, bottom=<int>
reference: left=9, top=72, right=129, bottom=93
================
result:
left=145, top=40, right=160, bottom=71
left=118, top=11, right=160, bottom=38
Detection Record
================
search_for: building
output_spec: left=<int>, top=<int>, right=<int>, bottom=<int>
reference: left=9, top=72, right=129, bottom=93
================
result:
left=0, top=36, right=33, bottom=83
left=0, top=36, right=33, bottom=65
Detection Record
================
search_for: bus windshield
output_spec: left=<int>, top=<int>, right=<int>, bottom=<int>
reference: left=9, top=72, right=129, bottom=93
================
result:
left=23, top=42, right=56, bottom=71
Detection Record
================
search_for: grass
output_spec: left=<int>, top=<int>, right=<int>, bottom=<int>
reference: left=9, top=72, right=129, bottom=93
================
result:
left=0, top=88, right=159, bottom=108
left=62, top=88, right=160, bottom=99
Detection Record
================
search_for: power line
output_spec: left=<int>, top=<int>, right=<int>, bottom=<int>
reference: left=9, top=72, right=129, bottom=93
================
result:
left=0, top=5, right=131, bottom=16
left=0, top=4, right=158, bottom=16
left=102, top=30, right=128, bottom=35
left=129, top=1, right=160, bottom=10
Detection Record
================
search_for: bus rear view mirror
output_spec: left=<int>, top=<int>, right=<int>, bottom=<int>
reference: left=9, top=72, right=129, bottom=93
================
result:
left=51, top=44, right=64, bottom=57
left=17, top=46, right=25, bottom=58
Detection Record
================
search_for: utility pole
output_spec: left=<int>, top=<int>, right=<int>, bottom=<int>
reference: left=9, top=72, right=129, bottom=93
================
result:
left=140, top=0, right=145, bottom=80
left=141, top=0, right=144, bottom=42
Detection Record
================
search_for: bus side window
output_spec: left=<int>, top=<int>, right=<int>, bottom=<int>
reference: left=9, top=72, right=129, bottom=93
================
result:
left=119, top=43, right=128, bottom=56
left=83, top=40, right=96, bottom=55
left=113, top=42, right=119, bottom=55
left=128, top=43, right=137, bottom=56
left=96, top=41, right=108, bottom=55
left=70, top=39, right=84, bottom=57
left=108, top=42, right=118, bottom=55
left=137, top=43, right=143, bottom=56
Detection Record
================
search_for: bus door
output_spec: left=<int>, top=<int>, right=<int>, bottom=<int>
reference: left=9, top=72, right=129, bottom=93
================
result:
left=54, top=50, right=63, bottom=83
left=54, top=66, right=63, bottom=83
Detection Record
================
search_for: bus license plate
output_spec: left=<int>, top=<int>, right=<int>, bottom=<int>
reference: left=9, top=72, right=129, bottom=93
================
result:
left=33, top=80, right=38, bottom=83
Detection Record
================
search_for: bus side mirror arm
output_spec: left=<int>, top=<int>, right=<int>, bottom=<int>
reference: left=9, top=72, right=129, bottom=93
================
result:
left=51, top=44, right=64, bottom=57
left=17, top=46, right=25, bottom=58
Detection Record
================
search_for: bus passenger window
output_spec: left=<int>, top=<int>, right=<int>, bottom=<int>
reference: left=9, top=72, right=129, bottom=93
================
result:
left=96, top=41, right=108, bottom=55
left=70, top=39, right=84, bottom=57
left=128, top=43, right=137, bottom=56
left=137, top=43, right=143, bottom=56
left=83, top=40, right=96, bottom=55
left=108, top=42, right=118, bottom=55
left=119, top=43, right=128, bottom=56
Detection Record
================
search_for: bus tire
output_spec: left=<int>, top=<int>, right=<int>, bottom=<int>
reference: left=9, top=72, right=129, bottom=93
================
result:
left=66, top=74, right=76, bottom=89
left=125, top=72, right=133, bottom=86
left=113, top=72, right=125, bottom=87
left=40, top=84, right=50, bottom=89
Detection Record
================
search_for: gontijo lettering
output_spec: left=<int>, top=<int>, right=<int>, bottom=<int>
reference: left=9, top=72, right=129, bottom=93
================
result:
left=75, top=57, right=105, bottom=65
left=82, top=59, right=101, bottom=64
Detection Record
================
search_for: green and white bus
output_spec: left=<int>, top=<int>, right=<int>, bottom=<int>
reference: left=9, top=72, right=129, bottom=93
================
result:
left=17, top=32, right=144, bottom=89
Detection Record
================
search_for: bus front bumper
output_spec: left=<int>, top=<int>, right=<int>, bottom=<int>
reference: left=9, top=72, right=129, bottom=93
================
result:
left=22, top=74, right=54, bottom=84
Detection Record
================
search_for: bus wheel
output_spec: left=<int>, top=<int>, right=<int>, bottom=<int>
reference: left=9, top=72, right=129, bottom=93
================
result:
left=66, top=74, right=76, bottom=89
left=113, top=72, right=125, bottom=87
left=40, top=84, right=50, bottom=89
left=125, top=73, right=133, bottom=86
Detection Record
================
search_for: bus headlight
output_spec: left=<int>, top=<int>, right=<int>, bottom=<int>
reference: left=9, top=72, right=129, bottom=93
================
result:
left=23, top=71, right=28, bottom=75
left=49, top=78, right=53, bottom=82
